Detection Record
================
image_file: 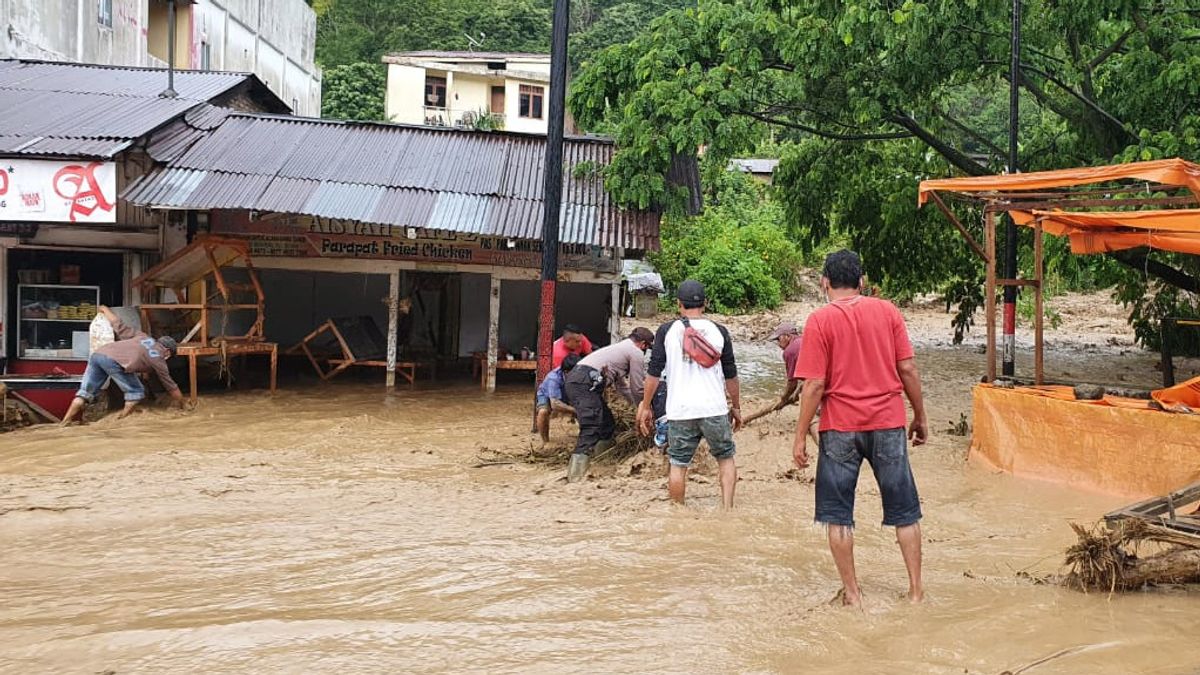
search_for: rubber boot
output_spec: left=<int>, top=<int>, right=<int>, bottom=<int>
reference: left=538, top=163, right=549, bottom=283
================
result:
left=592, top=438, right=615, bottom=456
left=567, top=453, right=590, bottom=483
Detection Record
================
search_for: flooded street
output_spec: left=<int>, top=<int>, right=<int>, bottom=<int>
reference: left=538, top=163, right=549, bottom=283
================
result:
left=2, top=298, right=1198, bottom=674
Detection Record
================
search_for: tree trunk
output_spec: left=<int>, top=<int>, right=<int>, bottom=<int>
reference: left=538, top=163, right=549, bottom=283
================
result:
left=1118, top=549, right=1200, bottom=589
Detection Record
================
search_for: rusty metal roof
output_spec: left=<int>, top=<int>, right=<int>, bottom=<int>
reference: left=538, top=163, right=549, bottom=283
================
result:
left=0, top=60, right=282, bottom=159
left=124, top=114, right=662, bottom=250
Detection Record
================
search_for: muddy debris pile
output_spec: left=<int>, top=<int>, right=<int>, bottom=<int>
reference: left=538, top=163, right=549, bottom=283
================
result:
left=479, top=389, right=654, bottom=468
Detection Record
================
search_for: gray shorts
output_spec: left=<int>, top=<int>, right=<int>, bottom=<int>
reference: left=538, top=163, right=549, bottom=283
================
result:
left=667, top=415, right=736, bottom=467
left=815, top=428, right=921, bottom=528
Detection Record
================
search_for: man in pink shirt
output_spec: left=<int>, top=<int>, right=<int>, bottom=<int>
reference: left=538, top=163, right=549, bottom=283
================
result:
left=792, top=250, right=929, bottom=607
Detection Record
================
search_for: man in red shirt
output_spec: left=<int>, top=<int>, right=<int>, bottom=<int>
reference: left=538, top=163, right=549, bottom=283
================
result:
left=792, top=250, right=929, bottom=607
left=551, top=324, right=593, bottom=369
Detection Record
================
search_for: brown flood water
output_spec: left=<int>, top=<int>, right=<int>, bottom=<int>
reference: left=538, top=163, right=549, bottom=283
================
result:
left=1, top=337, right=1198, bottom=673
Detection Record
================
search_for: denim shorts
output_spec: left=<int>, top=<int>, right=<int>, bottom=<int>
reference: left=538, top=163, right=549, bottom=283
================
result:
left=76, top=352, right=145, bottom=403
left=815, top=428, right=921, bottom=528
left=667, top=415, right=736, bottom=467
left=535, top=392, right=551, bottom=409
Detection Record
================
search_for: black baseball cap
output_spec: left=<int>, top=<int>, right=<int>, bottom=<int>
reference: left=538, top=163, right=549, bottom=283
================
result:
left=677, top=279, right=706, bottom=307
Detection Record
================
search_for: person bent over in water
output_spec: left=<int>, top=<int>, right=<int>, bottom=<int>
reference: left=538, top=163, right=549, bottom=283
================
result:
left=792, top=250, right=928, bottom=607
left=562, top=327, right=654, bottom=482
left=535, top=353, right=581, bottom=443
left=62, top=305, right=184, bottom=424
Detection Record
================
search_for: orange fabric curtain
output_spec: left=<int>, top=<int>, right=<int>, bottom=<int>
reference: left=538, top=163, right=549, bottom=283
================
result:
left=917, top=157, right=1200, bottom=206
left=1009, top=208, right=1200, bottom=255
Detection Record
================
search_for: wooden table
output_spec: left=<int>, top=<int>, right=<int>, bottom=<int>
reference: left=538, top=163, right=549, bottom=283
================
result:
left=177, top=341, right=278, bottom=403
left=478, top=357, right=537, bottom=390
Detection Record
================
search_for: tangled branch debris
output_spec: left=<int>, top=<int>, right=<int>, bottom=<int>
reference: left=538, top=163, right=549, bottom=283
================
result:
left=1063, top=519, right=1200, bottom=592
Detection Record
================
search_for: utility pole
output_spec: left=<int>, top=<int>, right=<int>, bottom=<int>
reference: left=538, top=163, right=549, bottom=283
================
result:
left=1002, top=0, right=1022, bottom=377
left=536, top=0, right=569, bottom=382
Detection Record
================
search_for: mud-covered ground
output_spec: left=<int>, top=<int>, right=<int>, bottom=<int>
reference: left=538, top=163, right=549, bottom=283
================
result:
left=1, top=292, right=1197, bottom=674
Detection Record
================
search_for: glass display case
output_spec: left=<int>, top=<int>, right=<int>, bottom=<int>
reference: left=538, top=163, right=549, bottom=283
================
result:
left=17, top=284, right=100, bottom=360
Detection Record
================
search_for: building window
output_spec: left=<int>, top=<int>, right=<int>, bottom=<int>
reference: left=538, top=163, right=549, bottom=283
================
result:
left=200, top=41, right=212, bottom=69
left=518, top=84, right=544, bottom=119
left=98, top=0, right=113, bottom=27
left=425, top=76, right=447, bottom=109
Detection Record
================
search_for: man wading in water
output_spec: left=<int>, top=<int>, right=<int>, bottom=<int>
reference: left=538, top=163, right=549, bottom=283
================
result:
left=792, top=250, right=928, bottom=606
left=637, top=279, right=742, bottom=508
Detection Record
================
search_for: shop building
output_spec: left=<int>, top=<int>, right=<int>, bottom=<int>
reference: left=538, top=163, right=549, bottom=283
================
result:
left=123, top=112, right=663, bottom=392
left=0, top=59, right=287, bottom=414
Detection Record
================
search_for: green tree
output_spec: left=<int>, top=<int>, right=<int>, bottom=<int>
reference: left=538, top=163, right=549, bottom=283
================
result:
left=320, top=62, right=387, bottom=120
left=651, top=169, right=800, bottom=313
left=570, top=0, right=1200, bottom=347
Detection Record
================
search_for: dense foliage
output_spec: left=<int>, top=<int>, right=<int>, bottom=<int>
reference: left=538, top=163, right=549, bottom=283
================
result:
left=570, top=0, right=1200, bottom=349
left=320, top=63, right=386, bottom=120
left=651, top=170, right=800, bottom=313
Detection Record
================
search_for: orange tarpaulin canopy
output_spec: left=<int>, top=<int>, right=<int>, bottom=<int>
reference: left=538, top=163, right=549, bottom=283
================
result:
left=917, top=157, right=1200, bottom=206
left=1010, top=208, right=1200, bottom=255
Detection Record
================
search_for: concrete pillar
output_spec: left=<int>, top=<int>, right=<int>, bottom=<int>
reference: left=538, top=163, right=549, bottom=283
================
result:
left=486, top=274, right=501, bottom=392
left=386, top=268, right=400, bottom=389
left=610, top=280, right=621, bottom=345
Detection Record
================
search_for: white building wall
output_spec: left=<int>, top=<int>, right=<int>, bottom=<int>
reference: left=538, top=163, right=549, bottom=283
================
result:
left=504, top=78, right=549, bottom=134
left=450, top=74, right=490, bottom=124
left=386, top=64, right=428, bottom=125
left=1, top=0, right=322, bottom=116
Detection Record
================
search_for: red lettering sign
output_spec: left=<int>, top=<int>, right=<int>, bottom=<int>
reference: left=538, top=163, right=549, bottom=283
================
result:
left=0, top=169, right=8, bottom=196
left=52, top=162, right=114, bottom=222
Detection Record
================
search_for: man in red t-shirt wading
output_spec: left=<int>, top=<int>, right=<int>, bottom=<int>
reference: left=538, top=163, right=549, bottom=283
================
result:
left=792, top=250, right=929, bottom=607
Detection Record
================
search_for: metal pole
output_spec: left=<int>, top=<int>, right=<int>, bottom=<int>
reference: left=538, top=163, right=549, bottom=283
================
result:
left=1002, top=0, right=1021, bottom=377
left=161, top=0, right=178, bottom=98
left=536, top=0, right=569, bottom=382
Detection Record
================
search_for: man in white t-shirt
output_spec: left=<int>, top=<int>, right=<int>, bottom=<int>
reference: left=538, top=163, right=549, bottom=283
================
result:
left=637, top=280, right=743, bottom=508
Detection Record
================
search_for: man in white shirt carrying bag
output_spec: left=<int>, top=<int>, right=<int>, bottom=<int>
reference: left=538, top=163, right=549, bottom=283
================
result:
left=637, top=280, right=743, bottom=508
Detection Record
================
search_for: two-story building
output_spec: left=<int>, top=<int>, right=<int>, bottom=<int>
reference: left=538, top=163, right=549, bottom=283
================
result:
left=382, top=51, right=555, bottom=134
left=1, top=0, right=321, bottom=116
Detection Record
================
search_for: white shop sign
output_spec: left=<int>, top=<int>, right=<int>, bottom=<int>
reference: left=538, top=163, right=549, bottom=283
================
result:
left=0, top=159, right=117, bottom=223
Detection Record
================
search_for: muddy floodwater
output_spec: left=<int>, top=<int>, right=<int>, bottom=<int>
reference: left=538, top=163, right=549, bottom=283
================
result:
left=2, top=297, right=1198, bottom=673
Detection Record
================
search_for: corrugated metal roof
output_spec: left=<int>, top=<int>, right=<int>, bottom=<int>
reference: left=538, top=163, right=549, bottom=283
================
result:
left=0, top=60, right=278, bottom=159
left=123, top=114, right=662, bottom=250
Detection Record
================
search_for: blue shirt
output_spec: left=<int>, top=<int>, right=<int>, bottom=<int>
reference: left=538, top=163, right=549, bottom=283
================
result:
left=537, top=367, right=566, bottom=401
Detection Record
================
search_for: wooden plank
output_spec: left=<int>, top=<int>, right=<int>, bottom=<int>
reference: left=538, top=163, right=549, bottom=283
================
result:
left=985, top=211, right=997, bottom=382
left=205, top=245, right=231, bottom=301
left=930, top=190, right=988, bottom=261
left=486, top=275, right=500, bottom=393
left=188, top=352, right=198, bottom=403
left=1106, top=482, right=1200, bottom=523
left=1034, top=221, right=1045, bottom=385
left=11, top=391, right=60, bottom=423
left=269, top=343, right=277, bottom=394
